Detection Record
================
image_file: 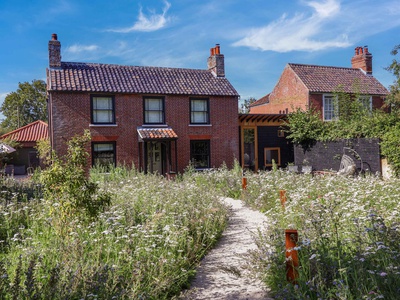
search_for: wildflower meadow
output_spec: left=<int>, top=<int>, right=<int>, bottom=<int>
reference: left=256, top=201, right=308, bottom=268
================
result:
left=0, top=165, right=241, bottom=299
left=242, top=169, right=400, bottom=300
left=1, top=162, right=399, bottom=299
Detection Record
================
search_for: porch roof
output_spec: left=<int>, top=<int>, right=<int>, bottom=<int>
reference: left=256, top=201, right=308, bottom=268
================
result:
left=238, top=113, right=287, bottom=124
left=137, top=127, right=178, bottom=141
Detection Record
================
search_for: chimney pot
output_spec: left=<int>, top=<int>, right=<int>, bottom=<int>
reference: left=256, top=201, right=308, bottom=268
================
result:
left=215, top=44, right=220, bottom=55
left=51, top=33, right=58, bottom=41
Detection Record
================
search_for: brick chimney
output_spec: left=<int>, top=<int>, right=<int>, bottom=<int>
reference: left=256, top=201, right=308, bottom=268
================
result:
left=351, top=46, right=372, bottom=75
left=48, top=33, right=61, bottom=69
left=207, top=44, right=225, bottom=77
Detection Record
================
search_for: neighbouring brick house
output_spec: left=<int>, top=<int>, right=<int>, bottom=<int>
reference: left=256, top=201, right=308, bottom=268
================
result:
left=0, top=120, right=48, bottom=175
left=46, top=34, right=239, bottom=175
left=250, top=46, right=389, bottom=118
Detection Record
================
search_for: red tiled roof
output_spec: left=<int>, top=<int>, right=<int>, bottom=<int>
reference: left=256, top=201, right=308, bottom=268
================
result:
left=250, top=93, right=270, bottom=107
left=137, top=127, right=178, bottom=141
left=47, top=62, right=239, bottom=97
left=289, top=63, right=389, bottom=95
left=0, top=120, right=48, bottom=142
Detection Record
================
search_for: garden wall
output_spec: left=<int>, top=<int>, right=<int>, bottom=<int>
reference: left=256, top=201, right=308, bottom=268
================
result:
left=294, top=138, right=381, bottom=174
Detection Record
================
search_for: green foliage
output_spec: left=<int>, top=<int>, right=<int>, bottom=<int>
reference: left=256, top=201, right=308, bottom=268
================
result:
left=283, top=106, right=325, bottom=148
left=1, top=80, right=47, bottom=130
left=385, top=44, right=400, bottom=114
left=380, top=125, right=400, bottom=176
left=38, top=130, right=111, bottom=222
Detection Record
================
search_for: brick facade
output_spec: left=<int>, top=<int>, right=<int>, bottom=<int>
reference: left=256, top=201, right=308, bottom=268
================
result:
left=48, top=91, right=239, bottom=174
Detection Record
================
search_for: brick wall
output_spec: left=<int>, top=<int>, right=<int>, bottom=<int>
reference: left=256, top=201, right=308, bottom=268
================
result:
left=249, top=65, right=309, bottom=114
left=294, top=138, right=381, bottom=174
left=49, top=92, right=239, bottom=173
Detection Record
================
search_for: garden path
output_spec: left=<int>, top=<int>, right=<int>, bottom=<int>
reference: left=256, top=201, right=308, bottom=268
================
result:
left=177, top=197, right=273, bottom=300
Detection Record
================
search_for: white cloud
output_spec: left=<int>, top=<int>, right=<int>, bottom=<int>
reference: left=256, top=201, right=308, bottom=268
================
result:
left=233, top=0, right=350, bottom=52
left=66, top=44, right=99, bottom=54
left=108, top=1, right=171, bottom=33
left=306, top=0, right=340, bottom=18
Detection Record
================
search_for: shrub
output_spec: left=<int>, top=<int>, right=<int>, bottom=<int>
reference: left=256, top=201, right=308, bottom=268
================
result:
left=38, top=130, right=111, bottom=222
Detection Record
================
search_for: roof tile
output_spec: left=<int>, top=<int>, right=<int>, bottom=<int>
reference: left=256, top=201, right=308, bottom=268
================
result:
left=0, top=120, right=48, bottom=142
left=137, top=127, right=178, bottom=140
left=48, top=62, right=239, bottom=97
left=289, top=63, right=389, bottom=95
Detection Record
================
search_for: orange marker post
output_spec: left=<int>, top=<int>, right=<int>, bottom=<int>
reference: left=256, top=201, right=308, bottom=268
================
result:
left=280, top=190, right=287, bottom=208
left=242, top=177, right=247, bottom=190
left=285, top=229, right=299, bottom=284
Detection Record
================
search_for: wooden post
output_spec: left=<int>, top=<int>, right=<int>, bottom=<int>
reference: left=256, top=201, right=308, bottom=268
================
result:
left=280, top=190, right=286, bottom=208
left=242, top=177, right=247, bottom=190
left=285, top=229, right=299, bottom=283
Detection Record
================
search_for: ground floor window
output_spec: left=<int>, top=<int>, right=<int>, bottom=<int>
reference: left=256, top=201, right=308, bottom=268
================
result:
left=92, top=142, right=116, bottom=169
left=190, top=140, right=210, bottom=169
left=264, top=147, right=280, bottom=166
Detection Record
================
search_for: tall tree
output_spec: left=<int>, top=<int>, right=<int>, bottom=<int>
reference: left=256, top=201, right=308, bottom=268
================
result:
left=385, top=44, right=400, bottom=114
left=1, top=80, right=47, bottom=130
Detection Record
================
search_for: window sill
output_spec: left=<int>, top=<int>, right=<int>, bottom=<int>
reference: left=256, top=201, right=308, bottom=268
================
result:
left=89, top=124, right=118, bottom=127
left=141, top=124, right=168, bottom=127
left=189, top=124, right=212, bottom=127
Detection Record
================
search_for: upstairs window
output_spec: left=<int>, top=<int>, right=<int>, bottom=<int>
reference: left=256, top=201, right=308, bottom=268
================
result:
left=190, top=98, right=209, bottom=124
left=91, top=96, right=115, bottom=124
left=323, top=94, right=337, bottom=121
left=144, top=97, right=165, bottom=124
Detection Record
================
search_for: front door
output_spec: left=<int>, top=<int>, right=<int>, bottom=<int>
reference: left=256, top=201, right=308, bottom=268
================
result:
left=147, top=142, right=163, bottom=174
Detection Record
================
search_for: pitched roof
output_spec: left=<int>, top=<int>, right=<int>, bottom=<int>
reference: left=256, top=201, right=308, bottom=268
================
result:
left=0, top=120, right=48, bottom=142
left=289, top=63, right=389, bottom=95
left=137, top=127, right=178, bottom=141
left=250, top=93, right=270, bottom=107
left=47, top=62, right=239, bottom=97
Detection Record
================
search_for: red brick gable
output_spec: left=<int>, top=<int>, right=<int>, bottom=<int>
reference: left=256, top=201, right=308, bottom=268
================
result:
left=250, top=93, right=269, bottom=107
left=47, top=62, right=239, bottom=97
left=0, top=120, right=48, bottom=142
left=288, top=63, right=389, bottom=95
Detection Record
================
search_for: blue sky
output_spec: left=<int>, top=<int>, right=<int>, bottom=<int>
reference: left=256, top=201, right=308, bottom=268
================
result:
left=1, top=0, right=400, bottom=114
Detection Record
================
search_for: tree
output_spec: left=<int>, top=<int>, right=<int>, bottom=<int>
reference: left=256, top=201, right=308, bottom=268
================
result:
left=385, top=44, right=400, bottom=114
left=239, top=97, right=257, bottom=113
left=1, top=80, right=47, bottom=130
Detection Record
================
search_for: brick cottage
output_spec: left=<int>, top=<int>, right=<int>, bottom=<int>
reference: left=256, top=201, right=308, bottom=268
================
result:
left=46, top=34, right=239, bottom=175
left=250, top=46, right=389, bottom=119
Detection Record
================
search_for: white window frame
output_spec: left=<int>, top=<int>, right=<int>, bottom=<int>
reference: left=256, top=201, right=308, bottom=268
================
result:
left=323, top=94, right=338, bottom=121
left=358, top=95, right=372, bottom=111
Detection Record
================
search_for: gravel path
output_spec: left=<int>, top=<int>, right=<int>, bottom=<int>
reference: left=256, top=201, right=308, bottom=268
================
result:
left=177, top=197, right=273, bottom=300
